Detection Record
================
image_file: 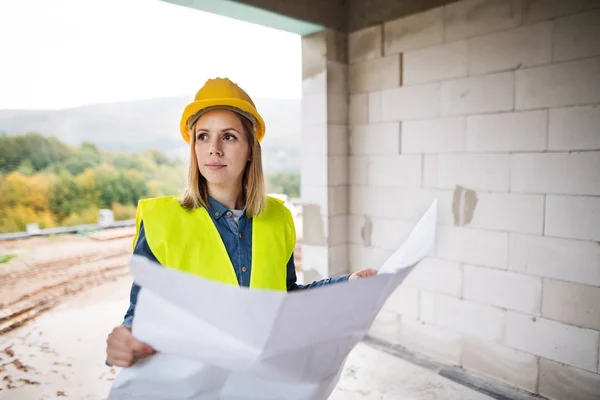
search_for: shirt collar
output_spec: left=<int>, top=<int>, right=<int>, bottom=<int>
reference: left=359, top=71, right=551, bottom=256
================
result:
left=207, top=196, right=246, bottom=220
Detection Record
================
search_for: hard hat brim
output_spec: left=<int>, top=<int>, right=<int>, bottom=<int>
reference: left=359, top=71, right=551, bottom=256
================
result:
left=180, top=98, right=266, bottom=144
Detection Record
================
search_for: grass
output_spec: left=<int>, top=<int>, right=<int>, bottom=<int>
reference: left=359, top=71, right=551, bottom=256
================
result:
left=0, top=254, right=16, bottom=263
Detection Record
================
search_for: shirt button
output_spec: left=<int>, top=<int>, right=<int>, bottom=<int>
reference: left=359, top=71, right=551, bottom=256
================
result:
left=226, top=211, right=232, bottom=216
left=241, top=266, right=247, bottom=272
left=215, top=212, right=220, bottom=217
left=238, top=233, right=243, bottom=239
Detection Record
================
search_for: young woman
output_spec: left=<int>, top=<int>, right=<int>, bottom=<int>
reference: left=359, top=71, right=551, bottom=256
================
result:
left=105, top=78, right=377, bottom=368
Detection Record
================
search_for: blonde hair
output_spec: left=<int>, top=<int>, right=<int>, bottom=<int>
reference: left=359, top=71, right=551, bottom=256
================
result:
left=179, top=113, right=266, bottom=217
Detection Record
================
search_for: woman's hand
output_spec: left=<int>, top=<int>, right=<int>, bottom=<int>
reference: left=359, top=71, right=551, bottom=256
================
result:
left=106, top=325, right=156, bottom=367
left=349, top=268, right=378, bottom=281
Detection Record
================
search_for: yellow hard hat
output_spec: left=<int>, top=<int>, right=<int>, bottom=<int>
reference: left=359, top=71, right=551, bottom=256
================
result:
left=179, top=78, right=266, bottom=143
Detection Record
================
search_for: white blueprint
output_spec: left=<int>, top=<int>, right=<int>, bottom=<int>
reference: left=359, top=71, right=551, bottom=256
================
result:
left=108, top=200, right=437, bottom=400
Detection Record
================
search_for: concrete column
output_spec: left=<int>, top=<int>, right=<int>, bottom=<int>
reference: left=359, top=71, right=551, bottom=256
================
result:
left=300, top=28, right=350, bottom=281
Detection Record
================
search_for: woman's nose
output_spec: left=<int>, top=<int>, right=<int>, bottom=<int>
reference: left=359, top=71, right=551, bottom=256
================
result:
left=209, top=140, right=223, bottom=155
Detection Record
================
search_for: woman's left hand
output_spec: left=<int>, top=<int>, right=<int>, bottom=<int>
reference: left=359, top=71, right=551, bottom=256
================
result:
left=349, top=268, right=378, bottom=281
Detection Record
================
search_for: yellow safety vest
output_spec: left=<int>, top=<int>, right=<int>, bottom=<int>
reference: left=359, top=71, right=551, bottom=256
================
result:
left=132, top=195, right=296, bottom=291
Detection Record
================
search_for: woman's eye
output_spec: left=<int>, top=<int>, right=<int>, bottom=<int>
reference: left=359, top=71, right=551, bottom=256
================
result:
left=223, top=133, right=236, bottom=141
left=196, top=133, right=208, bottom=141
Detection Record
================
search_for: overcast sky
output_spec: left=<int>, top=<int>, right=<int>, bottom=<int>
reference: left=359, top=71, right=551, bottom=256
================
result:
left=0, top=0, right=302, bottom=110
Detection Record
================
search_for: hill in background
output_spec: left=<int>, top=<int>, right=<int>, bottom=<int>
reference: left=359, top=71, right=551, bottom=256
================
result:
left=0, top=97, right=301, bottom=173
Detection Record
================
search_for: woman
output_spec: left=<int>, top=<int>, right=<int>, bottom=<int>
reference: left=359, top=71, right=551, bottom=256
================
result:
left=106, top=78, right=377, bottom=368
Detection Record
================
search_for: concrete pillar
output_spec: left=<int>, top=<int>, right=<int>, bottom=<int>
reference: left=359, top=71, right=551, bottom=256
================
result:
left=300, top=29, right=350, bottom=281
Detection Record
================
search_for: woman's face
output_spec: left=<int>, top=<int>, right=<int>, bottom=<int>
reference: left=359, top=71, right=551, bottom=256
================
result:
left=194, top=109, right=251, bottom=188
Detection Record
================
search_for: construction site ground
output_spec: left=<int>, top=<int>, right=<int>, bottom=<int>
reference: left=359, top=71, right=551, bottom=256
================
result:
left=0, top=227, right=492, bottom=400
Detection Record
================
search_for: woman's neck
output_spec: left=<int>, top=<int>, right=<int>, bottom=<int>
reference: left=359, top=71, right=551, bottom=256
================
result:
left=208, top=184, right=244, bottom=210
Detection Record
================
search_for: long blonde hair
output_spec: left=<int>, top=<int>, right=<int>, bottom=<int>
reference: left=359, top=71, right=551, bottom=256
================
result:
left=179, top=113, right=266, bottom=217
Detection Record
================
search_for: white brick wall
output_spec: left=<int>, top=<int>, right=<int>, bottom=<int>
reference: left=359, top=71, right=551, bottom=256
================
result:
left=463, top=265, right=543, bottom=314
left=508, top=233, right=600, bottom=286
left=515, top=57, right=600, bottom=109
left=542, top=279, right=600, bottom=331
left=506, top=312, right=600, bottom=372
left=466, top=111, right=548, bottom=153
left=545, top=195, right=600, bottom=241
left=403, top=41, right=467, bottom=85
left=323, top=0, right=600, bottom=395
left=467, top=22, right=552, bottom=75
left=549, top=105, right=600, bottom=151
left=553, top=9, right=600, bottom=62
left=402, top=117, right=466, bottom=154
left=441, top=72, right=514, bottom=116
left=510, top=152, right=600, bottom=196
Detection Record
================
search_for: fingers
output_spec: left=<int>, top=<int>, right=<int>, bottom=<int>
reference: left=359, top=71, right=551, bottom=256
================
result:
left=106, top=325, right=155, bottom=367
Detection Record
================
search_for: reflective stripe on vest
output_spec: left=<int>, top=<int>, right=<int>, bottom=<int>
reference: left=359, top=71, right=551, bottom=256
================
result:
left=132, top=195, right=295, bottom=291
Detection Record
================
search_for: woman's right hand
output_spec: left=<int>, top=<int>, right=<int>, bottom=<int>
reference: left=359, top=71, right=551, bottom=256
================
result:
left=106, top=325, right=156, bottom=367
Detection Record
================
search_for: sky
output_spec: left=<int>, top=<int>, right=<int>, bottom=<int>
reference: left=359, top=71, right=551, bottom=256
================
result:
left=0, top=0, right=302, bottom=110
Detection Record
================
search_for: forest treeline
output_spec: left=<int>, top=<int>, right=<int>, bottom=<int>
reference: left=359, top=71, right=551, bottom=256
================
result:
left=0, top=133, right=299, bottom=233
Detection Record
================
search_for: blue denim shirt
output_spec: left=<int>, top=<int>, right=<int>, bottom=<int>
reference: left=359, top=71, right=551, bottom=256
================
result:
left=122, top=197, right=350, bottom=326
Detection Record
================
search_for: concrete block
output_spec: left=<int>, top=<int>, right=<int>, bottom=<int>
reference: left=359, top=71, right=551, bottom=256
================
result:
left=348, top=156, right=368, bottom=185
left=436, top=226, right=508, bottom=269
left=546, top=195, right=600, bottom=242
left=434, top=294, right=506, bottom=342
left=302, top=244, right=329, bottom=279
left=372, top=83, right=440, bottom=122
left=327, top=92, right=348, bottom=125
left=327, top=215, right=347, bottom=247
left=441, top=72, right=514, bottom=116
left=328, top=185, right=347, bottom=217
left=426, top=154, right=510, bottom=191
left=399, top=319, right=462, bottom=366
left=506, top=311, right=600, bottom=372
left=542, top=279, right=600, bottom=331
left=326, top=125, right=348, bottom=156
left=349, top=54, right=402, bottom=94
left=301, top=154, right=328, bottom=186
left=302, top=31, right=326, bottom=81
left=349, top=93, right=369, bottom=126
left=510, top=152, right=600, bottom=196
left=466, top=110, right=548, bottom=153
left=302, top=124, right=327, bottom=157
left=403, top=41, right=468, bottom=85
left=349, top=123, right=401, bottom=156
left=516, top=57, right=600, bottom=109
left=462, top=338, right=539, bottom=393
left=366, top=155, right=422, bottom=188
left=419, top=290, right=436, bottom=323
left=463, top=265, right=543, bottom=314
left=423, top=155, right=438, bottom=188
left=384, top=7, right=443, bottom=55
left=554, top=9, right=600, bottom=62
left=444, top=0, right=522, bottom=42
left=549, top=105, right=600, bottom=151
left=348, top=25, right=382, bottom=64
left=300, top=185, right=328, bottom=215
left=369, top=309, right=401, bottom=344
left=348, top=244, right=393, bottom=273
left=328, top=156, right=348, bottom=186
left=402, top=117, right=466, bottom=154
left=350, top=186, right=442, bottom=222
left=467, top=21, right=552, bottom=75
left=370, top=217, right=414, bottom=251
left=327, top=61, right=348, bottom=95
left=328, top=244, right=349, bottom=276
left=384, top=285, right=420, bottom=319
left=467, top=192, right=545, bottom=234
left=522, top=0, right=600, bottom=24
left=509, top=233, right=600, bottom=286
left=539, top=358, right=600, bottom=400
left=404, top=257, right=462, bottom=297
left=324, top=29, right=347, bottom=64
left=302, top=93, right=326, bottom=125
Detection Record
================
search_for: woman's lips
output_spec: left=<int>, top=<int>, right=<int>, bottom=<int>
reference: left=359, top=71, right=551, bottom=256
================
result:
left=206, top=164, right=226, bottom=171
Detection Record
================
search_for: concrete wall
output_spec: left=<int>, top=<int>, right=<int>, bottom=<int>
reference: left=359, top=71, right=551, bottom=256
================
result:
left=344, top=0, right=600, bottom=399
